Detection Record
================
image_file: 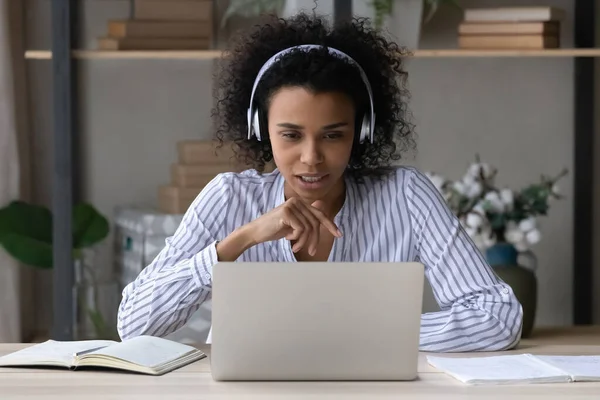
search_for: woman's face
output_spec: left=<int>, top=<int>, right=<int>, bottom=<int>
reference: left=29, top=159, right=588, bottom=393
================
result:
left=267, top=86, right=355, bottom=203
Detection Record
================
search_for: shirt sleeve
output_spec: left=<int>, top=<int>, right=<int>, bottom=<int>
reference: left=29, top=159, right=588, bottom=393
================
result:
left=116, top=173, right=232, bottom=341
left=406, top=168, right=523, bottom=352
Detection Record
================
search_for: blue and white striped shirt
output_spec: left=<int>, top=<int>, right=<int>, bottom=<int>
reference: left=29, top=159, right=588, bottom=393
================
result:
left=117, top=166, right=523, bottom=352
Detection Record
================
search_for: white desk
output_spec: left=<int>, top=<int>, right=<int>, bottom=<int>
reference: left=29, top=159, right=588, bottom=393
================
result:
left=2, top=327, right=600, bottom=399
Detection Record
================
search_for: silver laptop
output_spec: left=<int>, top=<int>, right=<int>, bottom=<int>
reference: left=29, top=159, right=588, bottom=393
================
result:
left=210, top=262, right=424, bottom=381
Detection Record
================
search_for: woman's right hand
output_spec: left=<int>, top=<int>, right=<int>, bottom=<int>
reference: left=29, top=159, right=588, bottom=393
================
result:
left=217, top=197, right=342, bottom=261
left=246, top=197, right=342, bottom=255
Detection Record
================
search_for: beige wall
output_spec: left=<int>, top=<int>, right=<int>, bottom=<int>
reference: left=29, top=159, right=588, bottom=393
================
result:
left=25, top=0, right=588, bottom=334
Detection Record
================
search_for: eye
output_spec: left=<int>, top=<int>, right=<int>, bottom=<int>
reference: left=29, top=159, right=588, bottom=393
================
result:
left=281, top=131, right=301, bottom=140
left=324, top=132, right=344, bottom=140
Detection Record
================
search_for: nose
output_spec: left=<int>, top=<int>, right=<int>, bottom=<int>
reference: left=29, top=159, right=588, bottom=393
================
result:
left=299, top=139, right=324, bottom=166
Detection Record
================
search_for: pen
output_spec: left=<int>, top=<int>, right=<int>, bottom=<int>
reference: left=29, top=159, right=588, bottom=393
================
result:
left=73, top=346, right=106, bottom=357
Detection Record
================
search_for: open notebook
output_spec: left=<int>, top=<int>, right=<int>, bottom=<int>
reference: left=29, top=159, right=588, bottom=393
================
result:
left=427, top=353, right=600, bottom=385
left=0, top=335, right=206, bottom=376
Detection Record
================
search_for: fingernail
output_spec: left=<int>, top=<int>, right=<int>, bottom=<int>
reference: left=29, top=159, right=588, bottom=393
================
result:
left=337, top=230, right=343, bottom=237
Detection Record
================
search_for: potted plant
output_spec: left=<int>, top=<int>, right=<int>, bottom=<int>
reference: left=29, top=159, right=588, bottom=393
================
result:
left=425, top=156, right=568, bottom=338
left=221, top=0, right=461, bottom=49
left=0, top=200, right=116, bottom=340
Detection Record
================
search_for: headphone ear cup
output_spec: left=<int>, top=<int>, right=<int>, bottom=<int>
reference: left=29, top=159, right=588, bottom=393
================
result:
left=252, top=109, right=262, bottom=141
left=360, top=114, right=370, bottom=143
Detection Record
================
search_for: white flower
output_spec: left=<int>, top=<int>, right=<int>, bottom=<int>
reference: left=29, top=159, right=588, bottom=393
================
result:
left=519, top=217, right=536, bottom=232
left=552, top=183, right=560, bottom=195
left=464, top=226, right=477, bottom=238
left=462, top=174, right=477, bottom=186
left=484, top=191, right=505, bottom=213
left=468, top=162, right=494, bottom=180
left=465, top=181, right=483, bottom=199
left=472, top=202, right=486, bottom=215
left=499, top=188, right=514, bottom=210
left=472, top=233, right=486, bottom=250
left=514, top=240, right=529, bottom=252
left=466, top=212, right=484, bottom=228
left=455, top=174, right=483, bottom=199
left=453, top=181, right=467, bottom=196
left=526, top=229, right=541, bottom=245
left=505, top=222, right=525, bottom=244
left=425, top=172, right=445, bottom=193
left=471, top=226, right=495, bottom=250
left=482, top=233, right=497, bottom=248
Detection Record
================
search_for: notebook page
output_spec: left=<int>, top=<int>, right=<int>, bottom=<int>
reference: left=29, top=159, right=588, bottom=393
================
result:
left=535, top=356, right=600, bottom=381
left=0, top=340, right=116, bottom=367
left=86, top=336, right=200, bottom=368
left=427, top=354, right=571, bottom=385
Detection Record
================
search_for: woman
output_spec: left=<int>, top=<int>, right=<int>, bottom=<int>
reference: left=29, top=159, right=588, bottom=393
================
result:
left=117, top=13, right=523, bottom=352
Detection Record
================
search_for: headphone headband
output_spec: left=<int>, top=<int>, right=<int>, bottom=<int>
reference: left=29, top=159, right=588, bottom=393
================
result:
left=246, top=44, right=376, bottom=143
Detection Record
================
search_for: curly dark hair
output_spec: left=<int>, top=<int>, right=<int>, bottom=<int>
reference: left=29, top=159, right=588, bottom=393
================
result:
left=212, top=12, right=416, bottom=180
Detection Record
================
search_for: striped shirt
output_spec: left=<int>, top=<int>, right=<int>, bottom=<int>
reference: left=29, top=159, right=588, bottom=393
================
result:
left=117, top=166, right=523, bottom=352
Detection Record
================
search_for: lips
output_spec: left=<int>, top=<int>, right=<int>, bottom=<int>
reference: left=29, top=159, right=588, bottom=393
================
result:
left=299, top=176, right=325, bottom=182
left=294, top=174, right=330, bottom=189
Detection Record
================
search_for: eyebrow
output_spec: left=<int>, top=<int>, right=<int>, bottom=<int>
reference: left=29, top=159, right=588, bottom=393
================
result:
left=276, top=122, right=349, bottom=130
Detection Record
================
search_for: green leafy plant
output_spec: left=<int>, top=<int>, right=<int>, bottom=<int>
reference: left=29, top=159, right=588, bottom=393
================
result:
left=0, top=201, right=109, bottom=269
left=0, top=200, right=114, bottom=339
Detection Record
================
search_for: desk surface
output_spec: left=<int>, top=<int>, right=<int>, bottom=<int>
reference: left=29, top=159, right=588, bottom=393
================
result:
left=2, top=326, right=600, bottom=399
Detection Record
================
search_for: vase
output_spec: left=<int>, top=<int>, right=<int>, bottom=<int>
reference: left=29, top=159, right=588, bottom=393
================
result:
left=485, top=243, right=537, bottom=339
left=72, top=248, right=120, bottom=340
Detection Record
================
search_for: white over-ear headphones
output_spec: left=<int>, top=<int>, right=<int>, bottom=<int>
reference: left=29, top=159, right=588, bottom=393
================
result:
left=246, top=44, right=376, bottom=144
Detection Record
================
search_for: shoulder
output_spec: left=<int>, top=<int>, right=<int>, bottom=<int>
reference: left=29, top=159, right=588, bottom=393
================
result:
left=192, top=168, right=281, bottom=202
left=220, top=168, right=280, bottom=192
left=185, top=169, right=281, bottom=223
left=364, top=166, right=447, bottom=213
left=361, top=166, right=438, bottom=195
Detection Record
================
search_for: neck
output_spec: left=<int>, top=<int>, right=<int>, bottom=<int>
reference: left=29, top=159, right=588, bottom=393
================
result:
left=284, top=177, right=346, bottom=218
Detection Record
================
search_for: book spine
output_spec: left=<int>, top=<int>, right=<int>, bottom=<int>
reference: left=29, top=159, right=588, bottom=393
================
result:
left=464, top=7, right=563, bottom=22
left=458, top=35, right=559, bottom=49
left=458, top=22, right=559, bottom=36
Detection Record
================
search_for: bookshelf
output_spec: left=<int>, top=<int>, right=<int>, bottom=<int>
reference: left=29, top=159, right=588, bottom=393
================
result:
left=44, top=1, right=596, bottom=341
left=25, top=48, right=600, bottom=60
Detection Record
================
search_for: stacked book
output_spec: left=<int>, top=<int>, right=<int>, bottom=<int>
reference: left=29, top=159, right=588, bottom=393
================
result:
left=458, top=6, right=564, bottom=50
left=158, top=140, right=238, bottom=214
left=158, top=140, right=274, bottom=214
left=97, top=0, right=213, bottom=50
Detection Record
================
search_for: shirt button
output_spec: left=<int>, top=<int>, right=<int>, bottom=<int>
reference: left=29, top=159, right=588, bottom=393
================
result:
left=502, top=287, right=510, bottom=294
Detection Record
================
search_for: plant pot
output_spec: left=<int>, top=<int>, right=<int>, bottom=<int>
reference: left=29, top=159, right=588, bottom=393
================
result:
left=485, top=243, right=537, bottom=338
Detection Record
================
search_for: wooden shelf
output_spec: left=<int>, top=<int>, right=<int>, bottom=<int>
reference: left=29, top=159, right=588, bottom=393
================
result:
left=25, top=48, right=600, bottom=60
left=25, top=50, right=224, bottom=60
left=413, top=48, right=600, bottom=57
